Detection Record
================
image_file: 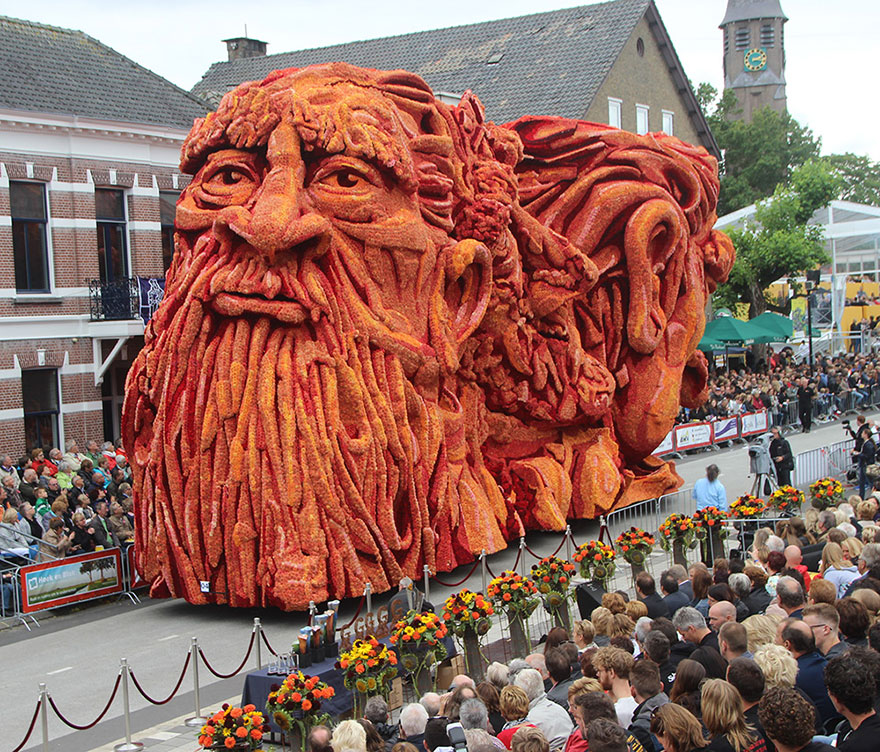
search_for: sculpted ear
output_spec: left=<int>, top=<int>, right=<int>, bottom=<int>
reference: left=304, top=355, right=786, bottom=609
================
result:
left=444, top=239, right=492, bottom=345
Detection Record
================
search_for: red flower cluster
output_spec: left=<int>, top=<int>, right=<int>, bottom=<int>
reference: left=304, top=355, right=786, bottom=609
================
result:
left=198, top=703, right=268, bottom=749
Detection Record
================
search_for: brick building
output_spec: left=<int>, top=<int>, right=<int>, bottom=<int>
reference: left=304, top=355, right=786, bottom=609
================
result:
left=0, top=16, right=207, bottom=454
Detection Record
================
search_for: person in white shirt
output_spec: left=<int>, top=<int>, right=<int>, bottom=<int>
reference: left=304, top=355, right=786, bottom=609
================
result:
left=591, top=647, right=638, bottom=727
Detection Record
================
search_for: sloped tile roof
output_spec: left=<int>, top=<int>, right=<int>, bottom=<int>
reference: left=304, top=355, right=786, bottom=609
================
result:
left=0, top=15, right=208, bottom=130
left=192, top=0, right=650, bottom=125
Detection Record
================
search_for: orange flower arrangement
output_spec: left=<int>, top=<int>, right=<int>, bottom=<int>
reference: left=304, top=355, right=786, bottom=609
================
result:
left=692, top=507, right=729, bottom=540
left=337, top=637, right=397, bottom=696
left=198, top=703, right=268, bottom=750
left=265, top=671, right=334, bottom=745
left=615, top=527, right=655, bottom=566
left=572, top=540, right=617, bottom=581
left=487, top=570, right=539, bottom=618
left=442, top=589, right=494, bottom=637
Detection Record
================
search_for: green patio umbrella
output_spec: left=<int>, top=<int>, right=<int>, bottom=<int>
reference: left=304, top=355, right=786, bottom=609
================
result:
left=750, top=311, right=794, bottom=341
left=702, top=317, right=757, bottom=344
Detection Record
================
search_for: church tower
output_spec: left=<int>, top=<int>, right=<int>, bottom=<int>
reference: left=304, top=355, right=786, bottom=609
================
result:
left=720, top=0, right=787, bottom=121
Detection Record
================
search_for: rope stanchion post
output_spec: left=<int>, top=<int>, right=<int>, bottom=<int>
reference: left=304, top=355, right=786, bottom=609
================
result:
left=480, top=550, right=487, bottom=595
left=254, top=618, right=263, bottom=670
left=40, top=683, right=49, bottom=752
left=423, top=565, right=431, bottom=603
left=519, top=538, right=527, bottom=578
left=565, top=525, right=573, bottom=562
left=365, top=582, right=372, bottom=616
left=114, top=659, right=144, bottom=752
left=184, top=637, right=207, bottom=728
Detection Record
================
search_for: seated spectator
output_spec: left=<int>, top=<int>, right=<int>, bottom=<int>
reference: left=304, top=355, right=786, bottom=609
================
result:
left=487, top=662, right=510, bottom=691
left=779, top=621, right=838, bottom=728
left=669, top=659, right=706, bottom=719
left=627, top=660, right=668, bottom=752
left=643, top=631, right=676, bottom=693
left=0, top=507, right=30, bottom=555
left=512, top=726, right=549, bottom=752
left=17, top=502, right=42, bottom=541
left=650, top=616, right=695, bottom=667
left=726, top=658, right=770, bottom=748
left=476, top=682, right=504, bottom=736
left=719, top=622, right=751, bottom=662
left=591, top=608, right=612, bottom=647
left=709, top=601, right=738, bottom=634
left=602, top=593, right=627, bottom=615
left=690, top=567, right=713, bottom=618
left=514, top=668, right=573, bottom=749
left=802, top=603, right=845, bottom=660
left=364, top=696, right=396, bottom=746
left=572, top=621, right=597, bottom=653
left=397, top=704, right=428, bottom=751
left=784, top=546, right=811, bottom=591
left=660, top=570, right=690, bottom=617
left=776, top=577, right=806, bottom=619
left=758, top=687, right=835, bottom=752
left=38, top=517, right=71, bottom=562
left=107, top=502, right=134, bottom=545
left=359, top=718, right=388, bottom=752
left=1, top=474, right=22, bottom=509
left=824, top=652, right=880, bottom=751
left=649, top=702, right=708, bottom=752
left=545, top=648, right=574, bottom=711
left=626, top=600, right=648, bottom=624
left=673, top=607, right=727, bottom=679
left=76, top=458, right=94, bottom=486
left=807, top=578, right=837, bottom=606
left=844, top=543, right=880, bottom=595
left=19, top=468, right=39, bottom=503
left=820, top=543, right=860, bottom=598
left=0, top=454, right=21, bottom=488
left=69, top=511, right=96, bottom=554
left=61, top=440, right=86, bottom=473
left=90, top=501, right=114, bottom=548
left=743, top=567, right=773, bottom=616
left=86, top=471, right=108, bottom=503
left=570, top=692, right=644, bottom=752
left=701, top=678, right=766, bottom=752
left=849, top=587, right=880, bottom=623
left=636, top=572, right=669, bottom=619
left=754, top=643, right=797, bottom=695
left=333, top=719, right=368, bottom=752
left=591, top=648, right=637, bottom=727
left=498, top=686, right=535, bottom=749
left=837, top=597, right=870, bottom=647
left=585, top=719, right=627, bottom=752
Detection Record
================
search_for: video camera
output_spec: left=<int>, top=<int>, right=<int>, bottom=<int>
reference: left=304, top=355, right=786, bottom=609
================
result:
left=447, top=722, right=468, bottom=752
left=747, top=433, right=774, bottom=477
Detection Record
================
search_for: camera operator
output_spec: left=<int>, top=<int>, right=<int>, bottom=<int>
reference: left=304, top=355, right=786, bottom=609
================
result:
left=769, top=426, right=794, bottom=486
left=852, top=424, right=877, bottom=500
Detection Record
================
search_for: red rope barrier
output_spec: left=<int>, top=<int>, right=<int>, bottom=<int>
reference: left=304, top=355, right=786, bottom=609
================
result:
left=512, top=545, right=522, bottom=572
left=11, top=698, right=41, bottom=752
left=523, top=534, right=567, bottom=560
left=260, top=629, right=279, bottom=657
left=339, top=595, right=365, bottom=631
left=430, top=559, right=480, bottom=588
left=485, top=560, right=497, bottom=579
left=130, top=652, right=191, bottom=705
left=48, top=674, right=121, bottom=730
left=198, top=631, right=255, bottom=679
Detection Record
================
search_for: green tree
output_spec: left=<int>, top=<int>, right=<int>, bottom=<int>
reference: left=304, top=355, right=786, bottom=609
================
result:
left=698, top=84, right=821, bottom=215
left=79, top=560, right=94, bottom=583
left=819, top=152, right=880, bottom=206
left=714, top=160, right=839, bottom=317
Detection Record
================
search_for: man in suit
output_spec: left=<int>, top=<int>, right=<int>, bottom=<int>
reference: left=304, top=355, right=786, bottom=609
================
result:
left=636, top=572, right=669, bottom=619
left=660, top=570, right=690, bottom=616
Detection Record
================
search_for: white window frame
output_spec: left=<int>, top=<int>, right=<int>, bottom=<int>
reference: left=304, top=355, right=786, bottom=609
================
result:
left=636, top=104, right=650, bottom=135
left=661, top=110, right=674, bottom=136
left=8, top=179, right=56, bottom=296
left=607, top=97, right=622, bottom=129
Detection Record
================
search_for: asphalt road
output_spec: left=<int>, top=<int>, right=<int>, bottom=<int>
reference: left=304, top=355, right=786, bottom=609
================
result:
left=3, top=409, right=874, bottom=752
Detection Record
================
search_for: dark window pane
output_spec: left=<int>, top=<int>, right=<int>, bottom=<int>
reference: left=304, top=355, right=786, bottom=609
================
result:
left=13, top=219, right=49, bottom=292
left=10, top=182, right=46, bottom=219
left=22, top=369, right=59, bottom=414
left=95, top=188, right=125, bottom=220
left=12, top=222, right=29, bottom=289
left=97, top=222, right=128, bottom=282
left=161, top=227, right=175, bottom=272
left=159, top=191, right=179, bottom=225
left=25, top=414, right=58, bottom=453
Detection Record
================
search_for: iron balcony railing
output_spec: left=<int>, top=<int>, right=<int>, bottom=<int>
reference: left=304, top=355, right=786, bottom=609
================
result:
left=88, top=277, right=140, bottom=321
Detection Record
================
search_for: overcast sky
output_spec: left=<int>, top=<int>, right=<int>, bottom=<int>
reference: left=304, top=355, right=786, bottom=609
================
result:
left=5, top=0, right=877, bottom=159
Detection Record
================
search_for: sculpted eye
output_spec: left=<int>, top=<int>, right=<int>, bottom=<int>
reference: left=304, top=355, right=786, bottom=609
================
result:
left=193, top=155, right=262, bottom=208
left=311, top=158, right=382, bottom=194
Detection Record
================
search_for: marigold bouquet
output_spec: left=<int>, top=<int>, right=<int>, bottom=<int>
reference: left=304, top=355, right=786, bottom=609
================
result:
left=390, top=610, right=448, bottom=664
left=658, top=514, right=695, bottom=551
left=442, top=589, right=494, bottom=637
left=572, top=540, right=617, bottom=581
left=615, top=527, right=656, bottom=565
left=729, top=494, right=766, bottom=519
left=809, top=477, right=844, bottom=509
left=487, top=570, right=539, bottom=618
left=692, top=507, right=729, bottom=539
left=198, top=704, right=269, bottom=750
left=265, top=672, right=334, bottom=746
left=769, top=485, right=805, bottom=513
left=337, top=637, right=398, bottom=696
left=530, top=556, right=576, bottom=594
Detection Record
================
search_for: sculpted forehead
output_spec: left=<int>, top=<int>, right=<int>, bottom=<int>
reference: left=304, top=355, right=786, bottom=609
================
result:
left=182, top=73, right=419, bottom=186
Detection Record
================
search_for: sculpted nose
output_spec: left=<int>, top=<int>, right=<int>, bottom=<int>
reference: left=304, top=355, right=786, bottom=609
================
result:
left=218, top=121, right=331, bottom=261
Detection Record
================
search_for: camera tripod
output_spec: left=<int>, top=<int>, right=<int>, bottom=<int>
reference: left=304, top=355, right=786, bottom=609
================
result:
left=750, top=470, right=778, bottom=497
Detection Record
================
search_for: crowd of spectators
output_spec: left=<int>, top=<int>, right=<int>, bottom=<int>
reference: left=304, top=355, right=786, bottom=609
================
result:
left=310, top=495, right=880, bottom=752
left=0, top=438, right=134, bottom=573
left=676, top=350, right=880, bottom=429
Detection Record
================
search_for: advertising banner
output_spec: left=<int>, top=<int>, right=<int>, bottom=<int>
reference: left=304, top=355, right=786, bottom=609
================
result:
left=19, top=549, right=123, bottom=613
left=740, top=411, right=769, bottom=436
left=651, top=430, right=675, bottom=456
left=712, top=417, right=740, bottom=442
left=674, top=422, right=713, bottom=451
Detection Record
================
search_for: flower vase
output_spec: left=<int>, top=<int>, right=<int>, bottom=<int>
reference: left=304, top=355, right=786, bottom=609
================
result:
left=414, top=661, right=434, bottom=698
left=285, top=720, right=306, bottom=752
left=701, top=530, right=725, bottom=565
left=507, top=612, right=530, bottom=659
left=462, top=628, right=486, bottom=680
left=629, top=560, right=647, bottom=584
left=672, top=539, right=688, bottom=568
left=551, top=600, right=572, bottom=634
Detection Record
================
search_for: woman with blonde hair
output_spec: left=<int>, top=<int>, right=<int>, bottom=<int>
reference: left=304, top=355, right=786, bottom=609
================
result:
left=820, top=542, right=860, bottom=597
left=842, top=536, right=864, bottom=563
left=497, top=686, right=534, bottom=749
left=572, top=620, right=596, bottom=652
left=601, top=592, right=626, bottom=615
left=649, top=703, right=708, bottom=752
left=753, top=644, right=797, bottom=689
left=701, top=678, right=760, bottom=752
left=625, top=600, right=647, bottom=622
left=605, top=613, right=636, bottom=641
left=590, top=607, right=612, bottom=647
left=332, top=720, right=367, bottom=752
left=742, top=614, right=781, bottom=654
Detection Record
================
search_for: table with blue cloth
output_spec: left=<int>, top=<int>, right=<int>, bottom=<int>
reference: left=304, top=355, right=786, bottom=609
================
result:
left=242, top=634, right=456, bottom=733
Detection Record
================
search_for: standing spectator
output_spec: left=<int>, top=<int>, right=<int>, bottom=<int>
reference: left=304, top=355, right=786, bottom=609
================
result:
left=801, top=604, right=845, bottom=660
left=779, top=621, right=837, bottom=728
left=701, top=678, right=766, bottom=752
left=649, top=703, right=708, bottom=752
left=635, top=572, right=669, bottom=619
left=824, top=652, right=880, bottom=751
left=673, top=607, right=727, bottom=679
left=797, top=377, right=814, bottom=433
left=591, top=648, right=637, bottom=727
left=852, top=424, right=877, bottom=500
left=660, top=571, right=690, bottom=617
left=836, top=597, right=871, bottom=648
left=726, top=658, right=769, bottom=748
left=757, top=687, right=836, bottom=752
left=693, top=465, right=728, bottom=512
left=769, top=426, right=794, bottom=486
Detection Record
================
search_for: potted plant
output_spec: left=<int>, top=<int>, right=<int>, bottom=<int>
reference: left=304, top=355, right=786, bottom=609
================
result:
left=809, top=477, right=844, bottom=510
left=768, top=485, right=805, bottom=515
left=487, top=570, right=539, bottom=659
left=442, top=589, right=494, bottom=680
left=692, top=507, right=728, bottom=564
left=530, top=556, right=576, bottom=632
left=197, top=704, right=269, bottom=751
left=389, top=610, right=448, bottom=697
left=265, top=672, right=334, bottom=751
left=658, top=514, right=696, bottom=568
left=615, top=527, right=656, bottom=581
left=572, top=540, right=617, bottom=586
left=337, top=637, right=398, bottom=716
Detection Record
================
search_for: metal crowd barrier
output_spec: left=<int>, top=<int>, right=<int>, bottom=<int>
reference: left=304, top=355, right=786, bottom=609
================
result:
left=793, top=438, right=855, bottom=486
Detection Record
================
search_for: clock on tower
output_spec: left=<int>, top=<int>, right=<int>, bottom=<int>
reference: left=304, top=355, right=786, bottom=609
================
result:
left=743, top=48, right=768, bottom=72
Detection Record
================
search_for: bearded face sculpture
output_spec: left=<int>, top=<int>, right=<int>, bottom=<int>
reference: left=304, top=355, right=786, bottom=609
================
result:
left=123, top=63, right=733, bottom=609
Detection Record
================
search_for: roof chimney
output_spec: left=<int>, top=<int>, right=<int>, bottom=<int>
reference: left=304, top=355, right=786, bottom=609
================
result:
left=223, top=36, right=267, bottom=62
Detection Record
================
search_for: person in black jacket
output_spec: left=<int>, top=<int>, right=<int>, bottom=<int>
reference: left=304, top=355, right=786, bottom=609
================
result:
left=797, top=378, right=814, bottom=433
left=769, top=426, right=794, bottom=486
left=852, top=424, right=877, bottom=500
left=636, top=572, right=669, bottom=619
